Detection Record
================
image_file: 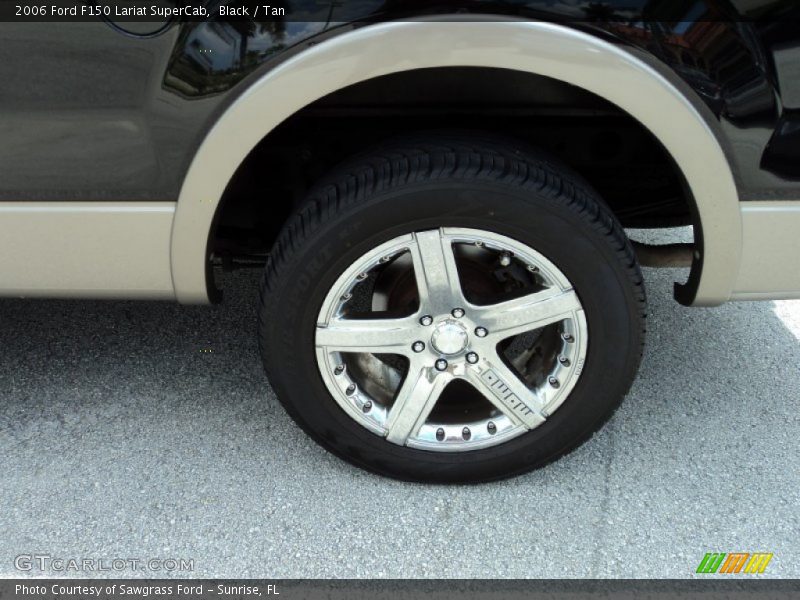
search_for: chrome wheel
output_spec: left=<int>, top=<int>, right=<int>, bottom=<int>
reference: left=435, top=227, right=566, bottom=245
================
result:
left=315, top=227, right=588, bottom=452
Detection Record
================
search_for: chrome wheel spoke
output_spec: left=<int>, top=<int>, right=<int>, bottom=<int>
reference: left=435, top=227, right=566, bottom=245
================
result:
left=477, top=288, right=582, bottom=341
left=464, top=353, right=546, bottom=429
left=316, top=227, right=588, bottom=452
left=384, top=365, right=451, bottom=445
left=409, top=229, right=465, bottom=313
left=316, top=317, right=418, bottom=354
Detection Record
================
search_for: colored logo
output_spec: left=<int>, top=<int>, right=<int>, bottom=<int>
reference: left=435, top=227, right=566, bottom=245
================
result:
left=696, top=552, right=773, bottom=574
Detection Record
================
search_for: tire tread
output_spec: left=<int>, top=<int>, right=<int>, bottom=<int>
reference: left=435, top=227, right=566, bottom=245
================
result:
left=258, top=134, right=646, bottom=482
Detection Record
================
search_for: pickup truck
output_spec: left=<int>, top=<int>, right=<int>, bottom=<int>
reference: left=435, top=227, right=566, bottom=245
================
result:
left=2, top=0, right=798, bottom=482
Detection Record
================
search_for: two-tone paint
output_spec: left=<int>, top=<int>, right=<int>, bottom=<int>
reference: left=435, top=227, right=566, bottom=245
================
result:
left=0, top=1, right=798, bottom=304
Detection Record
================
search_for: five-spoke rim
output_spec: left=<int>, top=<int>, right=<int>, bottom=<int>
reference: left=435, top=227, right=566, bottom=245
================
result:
left=315, top=228, right=588, bottom=452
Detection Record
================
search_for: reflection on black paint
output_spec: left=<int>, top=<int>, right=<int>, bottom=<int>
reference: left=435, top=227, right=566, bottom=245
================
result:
left=607, top=15, right=776, bottom=121
left=327, top=0, right=797, bottom=178
left=164, top=1, right=328, bottom=97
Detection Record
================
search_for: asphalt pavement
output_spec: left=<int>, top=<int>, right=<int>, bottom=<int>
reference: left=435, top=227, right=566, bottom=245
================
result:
left=1, top=230, right=798, bottom=578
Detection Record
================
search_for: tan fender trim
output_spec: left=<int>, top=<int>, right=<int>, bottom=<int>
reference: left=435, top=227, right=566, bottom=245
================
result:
left=171, top=21, right=741, bottom=306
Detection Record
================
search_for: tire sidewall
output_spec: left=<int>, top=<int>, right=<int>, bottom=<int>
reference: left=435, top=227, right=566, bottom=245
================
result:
left=262, top=179, right=642, bottom=482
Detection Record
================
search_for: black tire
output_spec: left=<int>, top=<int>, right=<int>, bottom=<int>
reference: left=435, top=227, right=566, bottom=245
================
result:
left=258, top=134, right=646, bottom=483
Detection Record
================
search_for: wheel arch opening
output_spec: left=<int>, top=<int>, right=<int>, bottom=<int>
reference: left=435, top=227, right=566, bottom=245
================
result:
left=210, top=66, right=697, bottom=282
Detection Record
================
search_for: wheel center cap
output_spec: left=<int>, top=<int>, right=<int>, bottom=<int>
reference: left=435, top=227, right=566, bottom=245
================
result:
left=430, top=320, right=468, bottom=355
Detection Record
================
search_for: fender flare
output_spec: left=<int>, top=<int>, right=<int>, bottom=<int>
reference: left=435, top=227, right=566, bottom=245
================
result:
left=171, top=20, right=741, bottom=306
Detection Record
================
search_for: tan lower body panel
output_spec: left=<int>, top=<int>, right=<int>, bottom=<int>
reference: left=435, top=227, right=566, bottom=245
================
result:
left=0, top=202, right=175, bottom=299
left=732, top=201, right=800, bottom=301
left=0, top=199, right=797, bottom=303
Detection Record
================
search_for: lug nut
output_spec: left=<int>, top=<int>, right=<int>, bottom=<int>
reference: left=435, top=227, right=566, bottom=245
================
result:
left=527, top=264, right=540, bottom=273
left=462, top=427, right=471, bottom=441
left=362, top=400, right=373, bottom=413
left=435, top=359, right=448, bottom=372
left=340, top=292, right=352, bottom=302
left=487, top=421, right=497, bottom=435
left=380, top=255, right=392, bottom=263
left=334, top=365, right=345, bottom=375
left=548, top=376, right=560, bottom=388
left=357, top=272, right=368, bottom=281
left=466, top=352, right=479, bottom=364
left=451, top=308, right=465, bottom=318
left=559, top=356, right=571, bottom=366
left=419, top=315, right=433, bottom=326
left=412, top=341, right=425, bottom=353
left=562, top=332, right=574, bottom=343
left=499, top=253, right=512, bottom=267
left=475, top=327, right=488, bottom=338
left=346, top=383, right=357, bottom=395
left=436, top=428, right=445, bottom=441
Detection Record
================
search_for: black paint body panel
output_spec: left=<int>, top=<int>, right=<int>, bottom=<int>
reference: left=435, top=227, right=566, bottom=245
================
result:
left=0, top=0, right=798, bottom=202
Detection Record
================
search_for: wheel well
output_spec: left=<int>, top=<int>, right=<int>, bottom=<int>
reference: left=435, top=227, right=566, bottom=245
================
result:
left=212, top=67, right=694, bottom=263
